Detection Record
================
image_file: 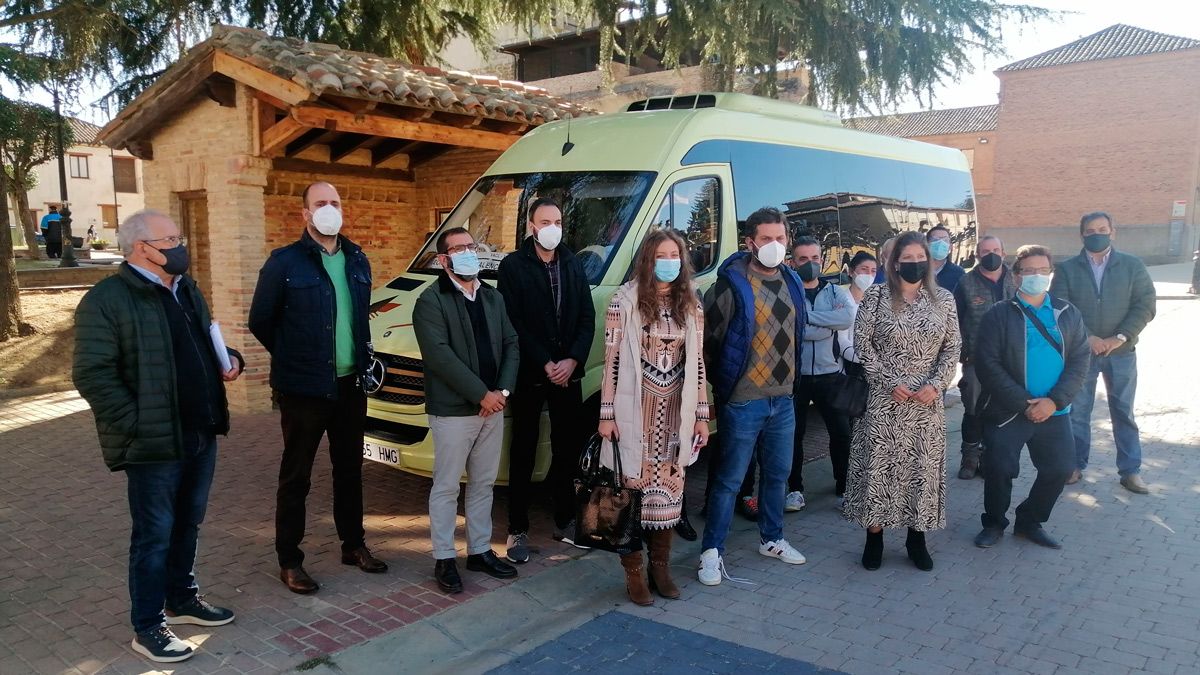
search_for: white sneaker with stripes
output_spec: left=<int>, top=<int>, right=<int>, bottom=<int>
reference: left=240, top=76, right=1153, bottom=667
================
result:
left=759, top=538, right=806, bottom=565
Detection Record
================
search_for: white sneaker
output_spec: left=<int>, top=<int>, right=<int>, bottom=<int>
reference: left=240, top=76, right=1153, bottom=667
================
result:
left=785, top=491, right=806, bottom=512
left=698, top=548, right=723, bottom=586
left=759, top=538, right=807, bottom=565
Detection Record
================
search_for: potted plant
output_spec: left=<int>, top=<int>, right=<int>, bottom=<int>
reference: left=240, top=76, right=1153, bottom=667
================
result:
left=91, top=239, right=110, bottom=251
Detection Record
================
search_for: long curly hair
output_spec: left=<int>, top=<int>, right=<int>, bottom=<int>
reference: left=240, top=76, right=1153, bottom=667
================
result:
left=632, top=229, right=696, bottom=325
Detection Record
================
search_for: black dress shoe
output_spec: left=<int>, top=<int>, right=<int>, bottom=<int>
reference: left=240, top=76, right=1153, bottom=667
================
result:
left=974, top=527, right=1004, bottom=548
left=674, top=508, right=698, bottom=542
left=466, top=550, right=518, bottom=579
left=342, top=546, right=388, bottom=573
left=280, top=566, right=319, bottom=595
left=1015, top=527, right=1062, bottom=549
left=434, top=558, right=463, bottom=594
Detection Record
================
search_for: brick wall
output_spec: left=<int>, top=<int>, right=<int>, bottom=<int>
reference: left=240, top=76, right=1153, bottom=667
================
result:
left=991, top=49, right=1200, bottom=262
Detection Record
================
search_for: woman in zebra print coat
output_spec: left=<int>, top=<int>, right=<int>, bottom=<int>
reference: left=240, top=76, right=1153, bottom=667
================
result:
left=843, top=231, right=962, bottom=572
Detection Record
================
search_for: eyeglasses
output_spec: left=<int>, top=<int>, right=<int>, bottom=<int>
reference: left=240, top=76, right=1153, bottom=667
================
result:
left=444, top=243, right=479, bottom=255
left=143, top=236, right=187, bottom=247
left=1018, top=267, right=1053, bottom=276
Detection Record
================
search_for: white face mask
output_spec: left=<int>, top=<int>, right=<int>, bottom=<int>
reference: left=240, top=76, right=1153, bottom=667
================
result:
left=753, top=241, right=786, bottom=268
left=535, top=224, right=562, bottom=251
left=311, top=204, right=343, bottom=236
left=853, top=274, right=875, bottom=290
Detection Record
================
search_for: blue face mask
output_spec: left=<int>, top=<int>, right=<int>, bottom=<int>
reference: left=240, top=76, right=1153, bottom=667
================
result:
left=449, top=250, right=480, bottom=278
left=654, top=258, right=681, bottom=283
left=929, top=238, right=951, bottom=261
left=1019, top=273, right=1052, bottom=296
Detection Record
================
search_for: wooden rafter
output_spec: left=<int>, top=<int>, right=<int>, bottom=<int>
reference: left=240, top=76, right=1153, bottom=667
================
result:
left=289, top=106, right=519, bottom=151
left=272, top=158, right=413, bottom=182
left=372, top=139, right=417, bottom=167
left=261, top=116, right=310, bottom=157
left=328, top=133, right=377, bottom=162
left=212, top=51, right=312, bottom=106
left=408, top=144, right=455, bottom=167
left=285, top=128, right=334, bottom=157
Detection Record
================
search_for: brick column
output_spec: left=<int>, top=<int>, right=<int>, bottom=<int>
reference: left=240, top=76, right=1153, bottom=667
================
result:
left=209, top=153, right=272, bottom=413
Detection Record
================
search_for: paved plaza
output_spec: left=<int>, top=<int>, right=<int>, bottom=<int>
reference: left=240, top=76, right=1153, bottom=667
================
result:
left=0, top=281, right=1196, bottom=674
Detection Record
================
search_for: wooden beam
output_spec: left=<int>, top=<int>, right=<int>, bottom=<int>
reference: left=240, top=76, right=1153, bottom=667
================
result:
left=290, top=106, right=519, bottom=151
left=213, top=51, right=312, bottom=105
left=323, top=95, right=380, bottom=114
left=408, top=144, right=455, bottom=167
left=253, top=90, right=291, bottom=112
left=328, top=133, right=376, bottom=162
left=372, top=139, right=418, bottom=167
left=204, top=76, right=237, bottom=107
left=285, top=128, right=332, bottom=157
left=272, top=158, right=413, bottom=182
left=261, top=116, right=310, bottom=157
left=127, top=140, right=154, bottom=161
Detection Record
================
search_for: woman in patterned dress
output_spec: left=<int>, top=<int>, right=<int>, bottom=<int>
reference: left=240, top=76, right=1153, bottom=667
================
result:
left=843, top=231, right=961, bottom=571
left=599, top=229, right=710, bottom=606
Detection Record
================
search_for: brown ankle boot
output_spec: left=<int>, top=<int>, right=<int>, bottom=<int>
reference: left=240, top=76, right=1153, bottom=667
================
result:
left=647, top=529, right=681, bottom=599
left=620, top=552, right=654, bottom=606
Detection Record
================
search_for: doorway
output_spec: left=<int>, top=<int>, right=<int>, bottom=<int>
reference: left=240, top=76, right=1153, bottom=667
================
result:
left=178, top=191, right=211, bottom=299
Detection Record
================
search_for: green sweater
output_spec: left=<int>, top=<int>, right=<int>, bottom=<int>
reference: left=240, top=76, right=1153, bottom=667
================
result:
left=321, top=248, right=356, bottom=376
left=1049, top=247, right=1156, bottom=355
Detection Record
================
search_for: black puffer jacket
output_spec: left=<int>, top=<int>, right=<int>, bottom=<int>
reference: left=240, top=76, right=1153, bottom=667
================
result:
left=974, top=295, right=1091, bottom=424
left=497, top=237, right=596, bottom=383
left=73, top=263, right=241, bottom=471
left=249, top=231, right=373, bottom=399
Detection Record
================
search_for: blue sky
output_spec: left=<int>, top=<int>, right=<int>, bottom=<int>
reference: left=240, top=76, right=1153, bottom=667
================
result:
left=6, top=0, right=1200, bottom=124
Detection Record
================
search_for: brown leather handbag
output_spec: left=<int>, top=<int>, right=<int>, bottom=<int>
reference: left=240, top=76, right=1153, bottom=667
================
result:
left=573, top=434, right=643, bottom=554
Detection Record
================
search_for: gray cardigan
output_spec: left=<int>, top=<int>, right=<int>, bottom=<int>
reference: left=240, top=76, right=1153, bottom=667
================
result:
left=413, top=274, right=520, bottom=417
left=1049, top=247, right=1156, bottom=355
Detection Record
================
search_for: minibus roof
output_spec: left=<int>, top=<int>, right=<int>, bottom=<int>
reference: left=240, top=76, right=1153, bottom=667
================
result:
left=486, top=92, right=970, bottom=176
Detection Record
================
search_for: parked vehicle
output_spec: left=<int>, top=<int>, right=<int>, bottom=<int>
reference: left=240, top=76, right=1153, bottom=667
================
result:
left=363, top=92, right=977, bottom=481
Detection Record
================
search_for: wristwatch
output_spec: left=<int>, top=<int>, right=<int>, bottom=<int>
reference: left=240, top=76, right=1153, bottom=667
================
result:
left=501, top=389, right=510, bottom=398
left=1115, top=334, right=1128, bottom=343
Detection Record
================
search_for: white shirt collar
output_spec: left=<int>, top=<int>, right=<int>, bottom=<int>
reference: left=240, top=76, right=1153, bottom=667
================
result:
left=128, top=262, right=181, bottom=296
left=449, top=275, right=478, bottom=301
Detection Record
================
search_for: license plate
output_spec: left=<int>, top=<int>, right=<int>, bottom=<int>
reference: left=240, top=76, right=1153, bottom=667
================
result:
left=363, top=441, right=400, bottom=466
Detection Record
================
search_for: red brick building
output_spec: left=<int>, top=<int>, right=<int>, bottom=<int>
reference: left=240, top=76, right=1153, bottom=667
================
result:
left=851, top=24, right=1200, bottom=263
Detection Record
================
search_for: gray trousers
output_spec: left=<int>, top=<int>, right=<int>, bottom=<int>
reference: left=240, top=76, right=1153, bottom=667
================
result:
left=428, top=413, right=503, bottom=560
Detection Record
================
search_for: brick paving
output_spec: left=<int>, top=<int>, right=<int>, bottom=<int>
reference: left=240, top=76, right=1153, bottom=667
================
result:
left=0, top=396, right=587, bottom=674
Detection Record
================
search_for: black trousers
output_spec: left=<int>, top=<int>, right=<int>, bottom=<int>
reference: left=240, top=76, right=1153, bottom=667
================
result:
left=981, top=414, right=1074, bottom=531
left=275, top=376, right=367, bottom=568
left=959, top=363, right=985, bottom=450
left=45, top=241, right=62, bottom=258
left=507, top=378, right=585, bottom=533
left=789, top=373, right=852, bottom=495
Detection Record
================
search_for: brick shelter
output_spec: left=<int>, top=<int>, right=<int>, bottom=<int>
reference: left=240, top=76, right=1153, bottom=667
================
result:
left=97, top=25, right=590, bottom=413
left=849, top=24, right=1200, bottom=264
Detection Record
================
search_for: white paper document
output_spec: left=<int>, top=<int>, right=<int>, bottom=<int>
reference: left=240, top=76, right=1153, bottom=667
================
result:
left=210, top=321, right=233, bottom=372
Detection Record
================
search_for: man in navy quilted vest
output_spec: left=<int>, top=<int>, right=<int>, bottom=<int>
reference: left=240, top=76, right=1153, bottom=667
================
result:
left=698, top=207, right=809, bottom=586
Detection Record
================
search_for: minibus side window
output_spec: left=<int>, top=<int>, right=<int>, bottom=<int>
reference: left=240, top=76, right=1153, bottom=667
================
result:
left=651, top=176, right=721, bottom=274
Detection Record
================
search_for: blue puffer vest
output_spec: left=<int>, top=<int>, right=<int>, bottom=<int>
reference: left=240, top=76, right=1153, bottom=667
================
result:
left=710, top=252, right=808, bottom=402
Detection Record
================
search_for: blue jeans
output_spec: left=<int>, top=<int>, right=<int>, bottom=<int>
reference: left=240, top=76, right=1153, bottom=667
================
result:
left=125, top=433, right=217, bottom=633
left=702, top=395, right=795, bottom=554
left=1070, top=351, right=1142, bottom=476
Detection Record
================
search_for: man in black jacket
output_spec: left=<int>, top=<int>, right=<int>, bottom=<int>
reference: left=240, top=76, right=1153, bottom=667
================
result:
left=75, top=209, right=243, bottom=663
left=497, top=197, right=596, bottom=563
left=249, top=182, right=387, bottom=595
left=973, top=245, right=1091, bottom=551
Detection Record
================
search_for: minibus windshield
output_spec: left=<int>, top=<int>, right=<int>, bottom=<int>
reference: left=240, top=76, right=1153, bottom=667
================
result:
left=410, top=171, right=656, bottom=284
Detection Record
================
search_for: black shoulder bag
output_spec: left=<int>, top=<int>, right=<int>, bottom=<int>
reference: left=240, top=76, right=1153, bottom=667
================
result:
left=573, top=434, right=643, bottom=554
left=830, top=289, right=877, bottom=418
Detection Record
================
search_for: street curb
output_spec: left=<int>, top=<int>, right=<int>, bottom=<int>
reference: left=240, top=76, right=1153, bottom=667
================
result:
left=298, top=551, right=633, bottom=675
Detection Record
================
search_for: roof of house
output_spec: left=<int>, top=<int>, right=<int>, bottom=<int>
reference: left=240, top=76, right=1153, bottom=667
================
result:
left=67, top=118, right=103, bottom=145
left=844, top=104, right=997, bottom=138
left=999, top=24, right=1200, bottom=72
left=211, top=25, right=590, bottom=123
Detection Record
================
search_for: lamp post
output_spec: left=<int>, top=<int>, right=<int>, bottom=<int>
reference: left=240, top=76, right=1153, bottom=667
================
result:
left=53, top=85, right=78, bottom=268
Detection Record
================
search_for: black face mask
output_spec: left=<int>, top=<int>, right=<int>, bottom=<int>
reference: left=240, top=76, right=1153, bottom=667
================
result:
left=795, top=260, right=820, bottom=282
left=156, top=244, right=190, bottom=275
left=897, top=261, right=928, bottom=284
left=1083, top=233, right=1111, bottom=253
left=980, top=252, right=1003, bottom=272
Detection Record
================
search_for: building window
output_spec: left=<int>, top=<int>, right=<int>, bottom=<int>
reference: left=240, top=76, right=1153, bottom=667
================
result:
left=113, top=157, right=137, bottom=193
left=69, top=154, right=90, bottom=179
